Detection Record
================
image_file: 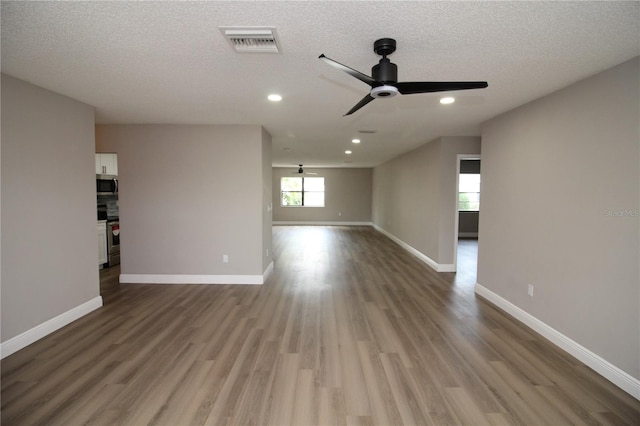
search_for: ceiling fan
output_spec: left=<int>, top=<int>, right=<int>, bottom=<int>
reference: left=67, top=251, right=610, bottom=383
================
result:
left=292, top=164, right=317, bottom=175
left=319, top=38, right=488, bottom=116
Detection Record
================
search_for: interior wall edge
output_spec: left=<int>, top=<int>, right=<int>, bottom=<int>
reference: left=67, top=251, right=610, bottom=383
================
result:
left=373, top=224, right=456, bottom=273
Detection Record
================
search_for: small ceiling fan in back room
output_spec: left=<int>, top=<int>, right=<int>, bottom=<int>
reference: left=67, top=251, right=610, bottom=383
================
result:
left=292, top=164, right=317, bottom=175
left=319, top=38, right=488, bottom=116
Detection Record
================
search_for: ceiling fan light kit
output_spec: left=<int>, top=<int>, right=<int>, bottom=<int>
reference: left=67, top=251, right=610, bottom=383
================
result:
left=319, top=38, right=488, bottom=115
left=371, top=85, right=399, bottom=98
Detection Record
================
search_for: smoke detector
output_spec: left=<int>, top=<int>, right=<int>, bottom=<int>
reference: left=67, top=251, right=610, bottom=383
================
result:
left=220, top=27, right=280, bottom=53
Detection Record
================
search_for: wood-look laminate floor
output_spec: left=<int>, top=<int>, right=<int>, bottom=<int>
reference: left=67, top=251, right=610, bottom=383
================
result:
left=2, top=226, right=639, bottom=425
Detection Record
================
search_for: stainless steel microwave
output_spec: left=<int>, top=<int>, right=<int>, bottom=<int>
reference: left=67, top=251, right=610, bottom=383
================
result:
left=97, top=175, right=118, bottom=195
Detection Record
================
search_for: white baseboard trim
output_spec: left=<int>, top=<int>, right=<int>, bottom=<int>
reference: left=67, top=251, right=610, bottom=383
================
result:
left=372, top=225, right=455, bottom=273
left=273, top=221, right=373, bottom=226
left=437, top=263, right=457, bottom=273
left=475, top=283, right=640, bottom=401
left=120, top=261, right=275, bottom=286
left=1, top=296, right=103, bottom=359
left=120, top=270, right=270, bottom=285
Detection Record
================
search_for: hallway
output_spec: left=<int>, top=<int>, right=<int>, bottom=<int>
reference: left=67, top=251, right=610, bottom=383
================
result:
left=454, top=238, right=478, bottom=288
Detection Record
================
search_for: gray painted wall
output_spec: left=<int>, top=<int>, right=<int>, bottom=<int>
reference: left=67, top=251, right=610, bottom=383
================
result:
left=96, top=124, right=271, bottom=277
left=372, top=136, right=481, bottom=266
left=272, top=167, right=372, bottom=223
left=261, top=128, right=273, bottom=271
left=1, top=74, right=99, bottom=341
left=478, top=57, right=639, bottom=379
left=373, top=139, right=441, bottom=261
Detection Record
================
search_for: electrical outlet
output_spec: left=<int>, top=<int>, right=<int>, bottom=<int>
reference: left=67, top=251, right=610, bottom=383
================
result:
left=266, top=248, right=269, bottom=257
left=223, top=254, right=229, bottom=263
left=528, top=284, right=534, bottom=297
left=338, top=212, right=342, bottom=216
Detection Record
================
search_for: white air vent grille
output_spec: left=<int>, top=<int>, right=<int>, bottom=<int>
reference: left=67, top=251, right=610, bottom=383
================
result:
left=220, top=27, right=280, bottom=53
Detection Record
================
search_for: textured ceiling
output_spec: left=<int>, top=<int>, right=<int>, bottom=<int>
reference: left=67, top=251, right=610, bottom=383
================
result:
left=2, top=1, right=639, bottom=168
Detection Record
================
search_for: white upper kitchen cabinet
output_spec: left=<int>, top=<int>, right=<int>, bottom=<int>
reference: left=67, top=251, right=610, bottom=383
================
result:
left=95, top=153, right=118, bottom=175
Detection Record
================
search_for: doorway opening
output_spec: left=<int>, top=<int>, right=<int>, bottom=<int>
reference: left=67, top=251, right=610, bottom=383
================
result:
left=453, top=155, right=480, bottom=288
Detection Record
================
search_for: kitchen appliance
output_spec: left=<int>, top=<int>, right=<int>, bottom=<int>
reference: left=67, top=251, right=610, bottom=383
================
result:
left=97, top=174, right=118, bottom=195
left=97, top=207, right=108, bottom=221
left=97, top=197, right=118, bottom=221
left=106, top=220, right=120, bottom=267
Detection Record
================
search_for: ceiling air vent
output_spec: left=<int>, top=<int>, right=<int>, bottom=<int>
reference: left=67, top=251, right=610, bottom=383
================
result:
left=220, top=27, right=280, bottom=53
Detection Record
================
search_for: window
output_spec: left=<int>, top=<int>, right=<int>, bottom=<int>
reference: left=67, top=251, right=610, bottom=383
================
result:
left=459, top=174, right=480, bottom=211
left=281, top=177, right=325, bottom=207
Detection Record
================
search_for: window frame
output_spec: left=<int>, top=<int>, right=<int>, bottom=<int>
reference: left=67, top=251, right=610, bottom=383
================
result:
left=458, top=173, right=481, bottom=212
left=280, top=176, right=325, bottom=207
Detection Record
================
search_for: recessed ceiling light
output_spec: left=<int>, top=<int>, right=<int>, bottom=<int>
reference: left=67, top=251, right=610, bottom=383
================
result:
left=268, top=94, right=282, bottom=102
left=345, top=150, right=352, bottom=155
left=352, top=139, right=361, bottom=144
left=440, top=97, right=455, bottom=104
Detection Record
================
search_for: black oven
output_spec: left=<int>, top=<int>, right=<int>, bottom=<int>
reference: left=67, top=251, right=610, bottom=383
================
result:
left=97, top=175, right=118, bottom=195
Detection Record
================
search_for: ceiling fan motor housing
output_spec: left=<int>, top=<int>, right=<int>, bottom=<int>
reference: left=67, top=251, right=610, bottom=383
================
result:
left=371, top=53, right=399, bottom=98
left=372, top=59, right=397, bottom=84
left=372, top=38, right=398, bottom=85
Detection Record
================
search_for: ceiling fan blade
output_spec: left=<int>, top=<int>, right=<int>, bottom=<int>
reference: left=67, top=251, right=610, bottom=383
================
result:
left=344, top=94, right=376, bottom=116
left=394, top=81, right=488, bottom=95
left=319, top=54, right=377, bottom=87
